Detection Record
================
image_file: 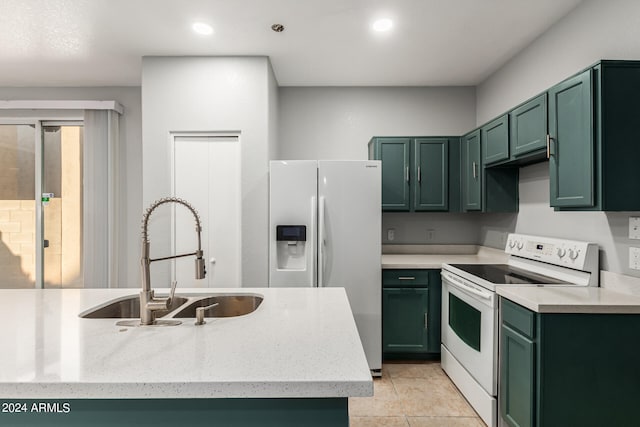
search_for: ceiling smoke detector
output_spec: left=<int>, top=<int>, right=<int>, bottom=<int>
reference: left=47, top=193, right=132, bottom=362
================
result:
left=271, top=24, right=285, bottom=33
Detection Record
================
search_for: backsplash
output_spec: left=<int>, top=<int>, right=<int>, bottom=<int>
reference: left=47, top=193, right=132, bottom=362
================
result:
left=382, top=212, right=482, bottom=245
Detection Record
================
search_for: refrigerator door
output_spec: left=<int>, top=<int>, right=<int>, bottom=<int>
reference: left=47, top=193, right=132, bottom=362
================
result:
left=318, top=160, right=382, bottom=372
left=269, top=160, right=317, bottom=287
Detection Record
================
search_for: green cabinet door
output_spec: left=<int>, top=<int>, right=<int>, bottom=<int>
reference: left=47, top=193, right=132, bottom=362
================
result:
left=500, top=324, right=535, bottom=427
left=426, top=270, right=442, bottom=353
left=374, top=138, right=411, bottom=211
left=510, top=93, right=548, bottom=158
left=462, top=130, right=482, bottom=211
left=482, top=114, right=509, bottom=166
left=548, top=69, right=594, bottom=207
left=413, top=138, right=448, bottom=211
left=382, top=287, right=429, bottom=353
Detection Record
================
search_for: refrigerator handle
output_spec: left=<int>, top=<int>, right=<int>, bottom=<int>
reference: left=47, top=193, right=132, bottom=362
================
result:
left=318, top=196, right=326, bottom=287
left=310, top=196, right=317, bottom=286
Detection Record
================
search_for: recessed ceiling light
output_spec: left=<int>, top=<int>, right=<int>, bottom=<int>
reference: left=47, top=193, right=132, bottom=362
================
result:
left=372, top=18, right=393, bottom=32
left=192, top=22, right=214, bottom=36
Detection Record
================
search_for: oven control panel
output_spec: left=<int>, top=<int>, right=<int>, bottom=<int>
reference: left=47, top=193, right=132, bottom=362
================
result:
left=505, top=233, right=598, bottom=270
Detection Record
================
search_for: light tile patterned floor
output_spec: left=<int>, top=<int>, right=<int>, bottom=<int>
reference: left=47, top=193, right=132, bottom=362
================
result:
left=349, top=361, right=486, bottom=427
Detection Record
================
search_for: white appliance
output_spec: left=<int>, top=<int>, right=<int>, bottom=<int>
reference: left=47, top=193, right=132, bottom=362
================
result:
left=440, top=233, right=599, bottom=427
left=269, top=160, right=382, bottom=375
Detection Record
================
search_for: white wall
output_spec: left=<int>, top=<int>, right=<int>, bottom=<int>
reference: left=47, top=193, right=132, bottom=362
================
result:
left=279, top=87, right=475, bottom=160
left=278, top=86, right=481, bottom=245
left=476, top=0, right=640, bottom=277
left=142, top=56, right=276, bottom=287
left=0, top=86, right=142, bottom=287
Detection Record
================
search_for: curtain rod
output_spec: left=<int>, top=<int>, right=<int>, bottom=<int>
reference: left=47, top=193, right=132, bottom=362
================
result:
left=0, top=100, right=124, bottom=114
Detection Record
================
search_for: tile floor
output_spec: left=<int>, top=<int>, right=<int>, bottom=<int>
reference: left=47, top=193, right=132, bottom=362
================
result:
left=349, top=361, right=486, bottom=427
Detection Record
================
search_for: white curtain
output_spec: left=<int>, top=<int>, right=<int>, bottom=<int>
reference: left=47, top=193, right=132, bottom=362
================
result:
left=83, top=110, right=120, bottom=288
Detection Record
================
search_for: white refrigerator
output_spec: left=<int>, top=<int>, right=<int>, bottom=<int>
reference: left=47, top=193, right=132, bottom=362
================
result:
left=269, top=160, right=382, bottom=375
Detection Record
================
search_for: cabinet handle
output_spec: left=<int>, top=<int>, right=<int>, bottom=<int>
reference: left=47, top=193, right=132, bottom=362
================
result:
left=398, top=276, right=416, bottom=280
left=424, top=312, right=428, bottom=330
left=546, top=134, right=551, bottom=158
left=472, top=162, right=477, bottom=179
left=417, top=166, right=421, bottom=183
left=405, top=166, right=410, bottom=183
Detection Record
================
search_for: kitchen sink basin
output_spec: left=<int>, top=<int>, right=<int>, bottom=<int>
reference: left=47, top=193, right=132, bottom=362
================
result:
left=172, top=294, right=263, bottom=318
left=79, top=295, right=189, bottom=319
left=79, top=293, right=263, bottom=321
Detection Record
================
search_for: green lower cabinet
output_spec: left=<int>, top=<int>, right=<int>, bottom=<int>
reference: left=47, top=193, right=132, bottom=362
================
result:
left=382, top=269, right=441, bottom=358
left=382, top=287, right=429, bottom=353
left=500, top=297, right=640, bottom=427
left=500, top=325, right=535, bottom=427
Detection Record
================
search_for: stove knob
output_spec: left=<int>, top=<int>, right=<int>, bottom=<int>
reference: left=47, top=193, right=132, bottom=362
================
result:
left=508, top=240, right=516, bottom=249
left=516, top=241, right=524, bottom=250
left=557, top=248, right=566, bottom=258
left=568, top=249, right=580, bottom=260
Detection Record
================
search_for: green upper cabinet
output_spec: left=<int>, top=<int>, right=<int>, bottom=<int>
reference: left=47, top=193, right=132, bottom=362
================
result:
left=461, top=130, right=482, bottom=211
left=549, top=61, right=640, bottom=211
left=369, top=137, right=411, bottom=211
left=413, top=138, right=448, bottom=211
left=548, top=69, right=594, bottom=208
left=369, top=137, right=458, bottom=212
left=481, top=114, right=509, bottom=166
left=510, top=93, right=548, bottom=162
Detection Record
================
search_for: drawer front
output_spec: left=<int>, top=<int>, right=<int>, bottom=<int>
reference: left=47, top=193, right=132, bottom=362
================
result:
left=383, top=269, right=430, bottom=287
left=501, top=298, right=536, bottom=339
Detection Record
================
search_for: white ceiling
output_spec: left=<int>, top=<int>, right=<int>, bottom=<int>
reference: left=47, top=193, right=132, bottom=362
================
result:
left=0, top=0, right=582, bottom=87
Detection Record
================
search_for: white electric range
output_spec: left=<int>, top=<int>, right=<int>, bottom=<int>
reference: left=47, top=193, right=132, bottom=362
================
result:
left=440, top=233, right=599, bottom=427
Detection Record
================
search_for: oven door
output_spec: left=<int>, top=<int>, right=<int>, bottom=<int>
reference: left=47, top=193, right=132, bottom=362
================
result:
left=441, top=270, right=498, bottom=396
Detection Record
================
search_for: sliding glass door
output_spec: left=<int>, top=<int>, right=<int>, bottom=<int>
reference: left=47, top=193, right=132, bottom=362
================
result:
left=42, top=124, right=84, bottom=288
left=0, top=122, right=83, bottom=289
left=0, top=124, right=36, bottom=288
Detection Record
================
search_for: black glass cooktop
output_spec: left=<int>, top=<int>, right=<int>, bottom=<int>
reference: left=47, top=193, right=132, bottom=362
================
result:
left=449, top=264, right=565, bottom=285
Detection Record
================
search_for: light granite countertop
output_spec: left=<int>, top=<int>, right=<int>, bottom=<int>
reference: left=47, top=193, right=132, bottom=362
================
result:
left=381, top=245, right=508, bottom=269
left=0, top=287, right=373, bottom=399
left=496, top=285, right=640, bottom=314
left=381, top=245, right=640, bottom=314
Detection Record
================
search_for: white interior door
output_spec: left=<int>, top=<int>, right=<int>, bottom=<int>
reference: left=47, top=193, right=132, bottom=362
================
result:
left=173, top=134, right=241, bottom=287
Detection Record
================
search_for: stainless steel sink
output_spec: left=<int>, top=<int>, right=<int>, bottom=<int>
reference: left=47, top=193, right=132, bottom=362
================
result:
left=79, top=295, right=189, bottom=319
left=79, top=293, right=263, bottom=321
left=172, top=294, right=263, bottom=318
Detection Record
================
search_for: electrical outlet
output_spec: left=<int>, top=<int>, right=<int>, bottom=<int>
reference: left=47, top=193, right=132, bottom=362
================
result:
left=630, top=217, right=640, bottom=240
left=426, top=229, right=435, bottom=241
left=387, top=228, right=395, bottom=241
left=630, top=247, right=640, bottom=270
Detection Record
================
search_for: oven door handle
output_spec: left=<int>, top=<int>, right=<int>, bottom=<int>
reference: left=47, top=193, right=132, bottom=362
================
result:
left=442, top=271, right=492, bottom=300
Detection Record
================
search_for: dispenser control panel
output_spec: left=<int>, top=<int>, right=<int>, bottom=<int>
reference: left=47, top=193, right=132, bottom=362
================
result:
left=276, top=225, right=307, bottom=242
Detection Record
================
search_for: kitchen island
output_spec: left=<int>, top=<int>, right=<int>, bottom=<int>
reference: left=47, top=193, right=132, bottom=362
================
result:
left=0, top=287, right=372, bottom=426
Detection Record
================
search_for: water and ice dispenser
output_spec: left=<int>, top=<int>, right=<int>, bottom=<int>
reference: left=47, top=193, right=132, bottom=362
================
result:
left=275, top=225, right=307, bottom=270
